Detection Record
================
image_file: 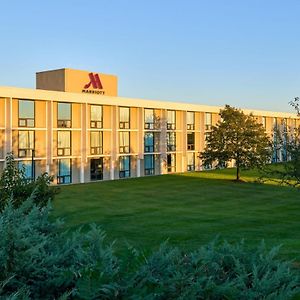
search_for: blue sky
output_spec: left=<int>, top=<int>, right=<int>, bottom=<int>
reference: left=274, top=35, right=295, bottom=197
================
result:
left=1, top=0, right=300, bottom=113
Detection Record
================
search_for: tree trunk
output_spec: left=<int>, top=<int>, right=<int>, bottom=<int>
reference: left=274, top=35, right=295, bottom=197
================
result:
left=236, top=164, right=240, bottom=181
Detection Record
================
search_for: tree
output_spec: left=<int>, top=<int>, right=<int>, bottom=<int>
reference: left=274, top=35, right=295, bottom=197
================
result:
left=200, top=105, right=272, bottom=181
left=262, top=98, right=300, bottom=187
left=0, top=153, right=59, bottom=209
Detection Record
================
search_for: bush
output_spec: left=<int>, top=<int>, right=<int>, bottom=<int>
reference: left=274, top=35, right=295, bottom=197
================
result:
left=0, top=153, right=59, bottom=209
left=127, top=240, right=300, bottom=299
left=0, top=192, right=118, bottom=299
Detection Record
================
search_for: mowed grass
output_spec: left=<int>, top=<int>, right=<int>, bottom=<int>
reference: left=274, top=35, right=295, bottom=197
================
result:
left=53, top=168, right=300, bottom=259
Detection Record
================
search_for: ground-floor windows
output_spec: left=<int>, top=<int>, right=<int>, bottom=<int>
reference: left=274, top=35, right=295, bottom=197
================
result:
left=18, top=160, right=35, bottom=180
left=144, top=154, right=154, bottom=175
left=119, top=156, right=130, bottom=178
left=90, top=158, right=103, bottom=181
left=187, top=152, right=195, bottom=171
left=57, top=159, right=72, bottom=184
left=167, top=153, right=176, bottom=173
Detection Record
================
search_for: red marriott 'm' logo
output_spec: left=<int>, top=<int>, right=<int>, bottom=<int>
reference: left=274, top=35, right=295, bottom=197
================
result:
left=84, top=73, right=103, bottom=89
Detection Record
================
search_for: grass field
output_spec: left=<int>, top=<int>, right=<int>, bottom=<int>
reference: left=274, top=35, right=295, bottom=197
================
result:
left=53, top=168, right=300, bottom=259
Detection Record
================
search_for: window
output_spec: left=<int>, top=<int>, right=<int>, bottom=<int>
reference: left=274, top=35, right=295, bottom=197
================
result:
left=119, top=156, right=130, bottom=178
left=167, top=132, right=176, bottom=151
left=205, top=113, right=212, bottom=130
left=90, top=158, right=103, bottom=181
left=119, top=132, right=130, bottom=153
left=57, top=103, right=71, bottom=128
left=167, top=153, right=176, bottom=173
left=18, top=161, right=35, bottom=180
left=19, top=100, right=34, bottom=127
left=187, top=112, right=195, bottom=130
left=187, top=132, right=195, bottom=150
left=144, top=154, right=154, bottom=175
left=90, top=131, right=103, bottom=155
left=90, top=105, right=103, bottom=128
left=18, top=130, right=34, bottom=157
left=57, top=159, right=72, bottom=184
left=57, top=131, right=71, bottom=156
left=119, top=107, right=130, bottom=129
left=187, top=153, right=195, bottom=171
left=145, top=109, right=154, bottom=129
left=144, top=132, right=154, bottom=153
left=167, top=110, right=176, bottom=130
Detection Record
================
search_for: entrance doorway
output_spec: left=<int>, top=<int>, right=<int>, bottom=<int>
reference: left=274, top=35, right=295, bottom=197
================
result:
left=90, top=158, right=103, bottom=181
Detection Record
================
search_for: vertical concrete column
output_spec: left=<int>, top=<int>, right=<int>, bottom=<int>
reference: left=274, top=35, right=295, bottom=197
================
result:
left=45, top=100, right=52, bottom=174
left=137, top=107, right=143, bottom=177
left=110, top=106, right=117, bottom=180
left=80, top=103, right=87, bottom=183
left=182, top=111, right=187, bottom=173
left=160, top=109, right=167, bottom=174
left=4, top=97, right=12, bottom=163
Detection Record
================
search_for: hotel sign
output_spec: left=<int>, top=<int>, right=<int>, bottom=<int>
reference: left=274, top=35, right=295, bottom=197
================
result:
left=82, top=73, right=105, bottom=95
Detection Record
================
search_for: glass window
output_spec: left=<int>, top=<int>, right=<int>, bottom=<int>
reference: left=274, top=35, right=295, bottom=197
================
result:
left=57, top=131, right=71, bottom=156
left=18, top=161, right=34, bottom=180
left=167, top=132, right=176, bottom=152
left=205, top=113, right=212, bottom=130
left=119, top=156, right=130, bottom=178
left=145, top=109, right=154, bottom=129
left=58, top=159, right=72, bottom=184
left=119, top=107, right=130, bottom=129
left=19, top=100, right=35, bottom=127
left=18, top=130, right=34, bottom=157
left=187, top=133, right=195, bottom=150
left=119, top=132, right=130, bottom=153
left=90, top=131, right=103, bottom=155
left=187, top=153, right=195, bottom=171
left=57, top=103, right=71, bottom=128
left=90, top=105, right=103, bottom=128
left=167, top=110, right=176, bottom=130
left=167, top=153, right=176, bottom=173
left=144, top=154, right=154, bottom=175
left=144, top=132, right=154, bottom=153
left=187, top=112, right=195, bottom=130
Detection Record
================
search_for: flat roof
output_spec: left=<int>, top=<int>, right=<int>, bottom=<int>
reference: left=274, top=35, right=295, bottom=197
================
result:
left=0, top=85, right=298, bottom=119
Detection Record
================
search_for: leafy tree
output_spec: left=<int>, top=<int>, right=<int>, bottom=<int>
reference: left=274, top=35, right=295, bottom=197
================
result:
left=200, top=105, right=272, bottom=181
left=0, top=153, right=59, bottom=209
left=262, top=98, right=300, bottom=187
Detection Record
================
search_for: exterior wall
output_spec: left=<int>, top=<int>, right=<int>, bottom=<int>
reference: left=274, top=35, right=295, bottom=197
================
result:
left=0, top=86, right=299, bottom=185
left=36, top=69, right=118, bottom=96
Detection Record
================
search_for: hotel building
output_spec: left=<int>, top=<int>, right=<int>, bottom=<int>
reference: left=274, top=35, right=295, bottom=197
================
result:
left=0, top=68, right=298, bottom=184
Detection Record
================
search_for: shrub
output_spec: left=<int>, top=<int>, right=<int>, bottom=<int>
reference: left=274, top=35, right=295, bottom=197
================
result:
left=126, top=240, right=300, bottom=299
left=0, top=192, right=117, bottom=299
left=0, top=153, right=59, bottom=209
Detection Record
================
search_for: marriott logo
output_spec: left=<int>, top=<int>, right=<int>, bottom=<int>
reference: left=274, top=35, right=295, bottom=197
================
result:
left=82, top=73, right=105, bottom=95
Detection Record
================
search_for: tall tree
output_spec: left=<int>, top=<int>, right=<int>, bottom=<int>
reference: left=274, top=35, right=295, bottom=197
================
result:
left=201, top=105, right=272, bottom=181
left=263, top=98, right=300, bottom=187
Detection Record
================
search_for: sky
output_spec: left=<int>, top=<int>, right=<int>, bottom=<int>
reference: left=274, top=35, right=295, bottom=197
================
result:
left=0, top=0, right=300, bottom=113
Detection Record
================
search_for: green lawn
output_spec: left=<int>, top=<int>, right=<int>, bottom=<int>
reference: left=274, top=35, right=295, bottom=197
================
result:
left=53, top=168, right=300, bottom=259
